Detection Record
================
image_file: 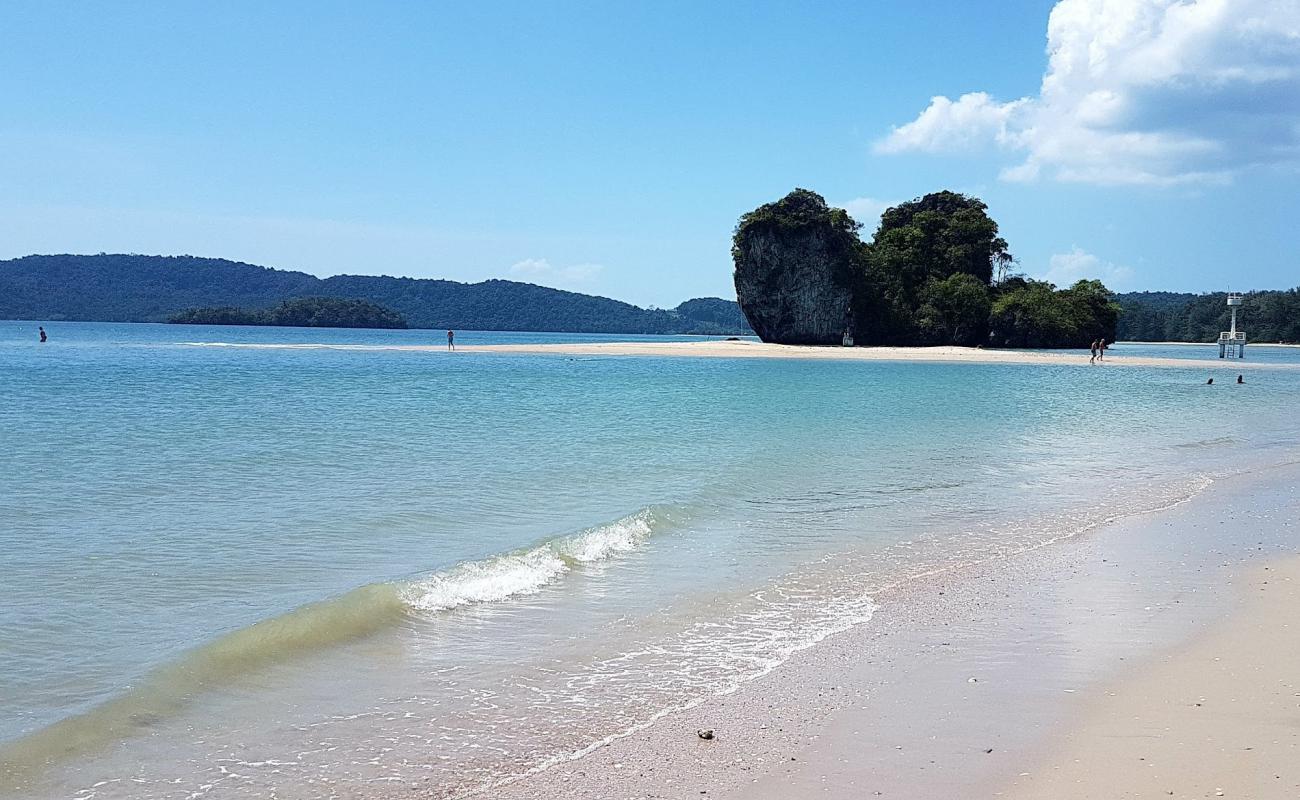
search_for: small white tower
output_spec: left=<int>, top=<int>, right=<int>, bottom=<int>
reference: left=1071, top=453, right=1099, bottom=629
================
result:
left=1219, top=293, right=1246, bottom=358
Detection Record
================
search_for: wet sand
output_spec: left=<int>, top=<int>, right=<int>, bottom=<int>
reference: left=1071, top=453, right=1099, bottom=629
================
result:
left=472, top=462, right=1300, bottom=800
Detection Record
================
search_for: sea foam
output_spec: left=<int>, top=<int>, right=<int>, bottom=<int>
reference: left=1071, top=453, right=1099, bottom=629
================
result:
left=401, top=509, right=660, bottom=612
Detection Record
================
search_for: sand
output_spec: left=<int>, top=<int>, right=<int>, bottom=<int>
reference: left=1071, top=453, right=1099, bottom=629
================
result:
left=474, top=462, right=1300, bottom=800
left=459, top=339, right=1296, bottom=369
left=187, top=338, right=1299, bottom=371
left=1003, top=558, right=1300, bottom=800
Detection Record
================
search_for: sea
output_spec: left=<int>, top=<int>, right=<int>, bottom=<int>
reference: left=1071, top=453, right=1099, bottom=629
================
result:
left=3, top=320, right=1299, bottom=799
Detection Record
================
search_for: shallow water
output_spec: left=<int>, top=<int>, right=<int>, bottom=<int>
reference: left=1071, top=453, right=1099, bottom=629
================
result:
left=2, top=320, right=1298, bottom=798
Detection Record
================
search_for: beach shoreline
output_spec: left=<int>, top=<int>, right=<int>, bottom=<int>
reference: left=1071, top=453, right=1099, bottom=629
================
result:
left=1003, top=555, right=1300, bottom=799
left=469, top=460, right=1300, bottom=800
left=176, top=337, right=1300, bottom=370
left=459, top=339, right=1297, bottom=369
left=182, top=338, right=1296, bottom=369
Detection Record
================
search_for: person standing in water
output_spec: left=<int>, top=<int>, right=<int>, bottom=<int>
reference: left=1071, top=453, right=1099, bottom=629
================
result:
left=447, top=330, right=455, bottom=351
left=38, top=326, right=47, bottom=343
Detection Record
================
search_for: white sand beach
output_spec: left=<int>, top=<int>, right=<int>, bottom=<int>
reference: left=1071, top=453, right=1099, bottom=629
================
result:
left=459, top=339, right=1297, bottom=369
left=1004, top=556, right=1300, bottom=799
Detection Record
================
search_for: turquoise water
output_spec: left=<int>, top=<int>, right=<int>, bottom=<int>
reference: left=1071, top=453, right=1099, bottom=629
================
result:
left=3, top=320, right=1299, bottom=798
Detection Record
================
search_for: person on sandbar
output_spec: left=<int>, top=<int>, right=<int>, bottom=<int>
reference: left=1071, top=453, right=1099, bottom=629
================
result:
left=1089, top=339, right=1099, bottom=364
left=447, top=330, right=455, bottom=351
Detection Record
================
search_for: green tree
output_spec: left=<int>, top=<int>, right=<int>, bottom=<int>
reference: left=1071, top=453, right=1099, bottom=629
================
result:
left=989, top=281, right=1074, bottom=348
left=1063, top=279, right=1121, bottom=343
left=988, top=279, right=1118, bottom=348
left=170, top=297, right=409, bottom=329
left=855, top=191, right=1010, bottom=344
left=872, top=191, right=1009, bottom=287
left=915, top=273, right=992, bottom=346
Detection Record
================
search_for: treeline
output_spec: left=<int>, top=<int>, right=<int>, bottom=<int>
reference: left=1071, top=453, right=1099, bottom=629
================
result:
left=1115, top=290, right=1300, bottom=343
left=169, top=297, right=408, bottom=329
left=857, top=192, right=1120, bottom=347
left=0, top=254, right=753, bottom=335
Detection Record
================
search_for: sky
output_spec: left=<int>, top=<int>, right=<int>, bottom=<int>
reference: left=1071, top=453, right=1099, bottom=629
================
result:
left=2, top=0, right=1297, bottom=307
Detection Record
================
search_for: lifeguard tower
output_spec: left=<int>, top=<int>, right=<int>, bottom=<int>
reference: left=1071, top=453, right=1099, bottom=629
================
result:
left=1218, top=293, right=1246, bottom=358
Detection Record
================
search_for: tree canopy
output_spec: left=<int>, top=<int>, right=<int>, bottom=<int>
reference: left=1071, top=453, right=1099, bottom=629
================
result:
left=873, top=191, right=1009, bottom=287
left=988, top=279, right=1121, bottom=348
left=853, top=191, right=1018, bottom=345
left=1115, top=289, right=1300, bottom=343
left=169, top=297, right=409, bottom=329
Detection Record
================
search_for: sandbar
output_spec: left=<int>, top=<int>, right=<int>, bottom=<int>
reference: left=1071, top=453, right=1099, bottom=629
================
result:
left=460, top=339, right=1296, bottom=369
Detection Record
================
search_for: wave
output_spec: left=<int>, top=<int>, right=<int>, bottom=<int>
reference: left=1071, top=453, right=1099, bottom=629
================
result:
left=0, top=509, right=668, bottom=788
left=402, top=508, right=658, bottom=612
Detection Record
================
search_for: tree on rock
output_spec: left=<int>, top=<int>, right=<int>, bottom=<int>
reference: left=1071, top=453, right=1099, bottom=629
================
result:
left=732, top=189, right=862, bottom=345
left=855, top=191, right=1008, bottom=344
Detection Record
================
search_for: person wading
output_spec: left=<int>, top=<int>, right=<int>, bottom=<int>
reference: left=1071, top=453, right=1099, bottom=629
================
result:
left=38, top=326, right=47, bottom=343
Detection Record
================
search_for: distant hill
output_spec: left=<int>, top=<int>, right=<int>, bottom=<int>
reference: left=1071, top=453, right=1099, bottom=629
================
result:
left=0, top=254, right=753, bottom=335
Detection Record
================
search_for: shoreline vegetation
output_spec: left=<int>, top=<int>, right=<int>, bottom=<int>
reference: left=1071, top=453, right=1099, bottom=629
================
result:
left=168, top=297, right=409, bottom=329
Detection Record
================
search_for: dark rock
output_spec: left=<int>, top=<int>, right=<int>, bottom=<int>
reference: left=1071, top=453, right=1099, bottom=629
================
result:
left=732, top=189, right=860, bottom=345
left=697, top=729, right=714, bottom=740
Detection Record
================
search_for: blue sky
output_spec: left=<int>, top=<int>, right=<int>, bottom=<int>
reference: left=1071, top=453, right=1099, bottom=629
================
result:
left=2, top=0, right=1297, bottom=307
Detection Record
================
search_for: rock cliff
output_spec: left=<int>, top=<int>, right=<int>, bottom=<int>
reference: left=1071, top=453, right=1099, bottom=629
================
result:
left=732, top=189, right=860, bottom=345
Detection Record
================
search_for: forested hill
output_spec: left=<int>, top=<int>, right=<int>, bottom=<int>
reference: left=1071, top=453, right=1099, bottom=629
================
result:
left=1115, top=289, right=1300, bottom=343
left=0, top=254, right=753, bottom=334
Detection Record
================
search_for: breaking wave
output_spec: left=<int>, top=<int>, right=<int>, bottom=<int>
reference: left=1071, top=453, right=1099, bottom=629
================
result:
left=0, top=508, right=668, bottom=786
left=401, top=508, right=659, bottom=612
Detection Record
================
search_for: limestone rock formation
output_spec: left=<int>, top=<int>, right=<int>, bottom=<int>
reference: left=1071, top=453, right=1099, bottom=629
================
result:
left=732, top=189, right=860, bottom=345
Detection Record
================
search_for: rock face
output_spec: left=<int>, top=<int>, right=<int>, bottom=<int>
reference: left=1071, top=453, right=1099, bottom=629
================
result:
left=732, top=189, right=859, bottom=345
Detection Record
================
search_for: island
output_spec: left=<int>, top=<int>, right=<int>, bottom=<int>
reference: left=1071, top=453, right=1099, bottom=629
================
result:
left=733, top=188, right=1119, bottom=348
left=168, top=297, right=409, bottom=329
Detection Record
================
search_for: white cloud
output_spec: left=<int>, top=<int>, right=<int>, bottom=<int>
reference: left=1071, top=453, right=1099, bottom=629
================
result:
left=876, top=0, right=1300, bottom=186
left=873, top=93, right=1030, bottom=154
left=1038, top=246, right=1136, bottom=288
left=508, top=258, right=604, bottom=287
left=837, top=196, right=894, bottom=227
